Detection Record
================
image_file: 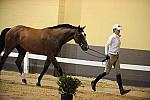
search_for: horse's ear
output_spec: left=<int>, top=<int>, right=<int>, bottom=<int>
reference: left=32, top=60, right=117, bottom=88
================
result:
left=78, top=25, right=80, bottom=28
left=82, top=26, right=86, bottom=29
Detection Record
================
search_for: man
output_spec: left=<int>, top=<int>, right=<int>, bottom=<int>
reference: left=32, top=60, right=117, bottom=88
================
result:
left=91, top=24, right=130, bottom=95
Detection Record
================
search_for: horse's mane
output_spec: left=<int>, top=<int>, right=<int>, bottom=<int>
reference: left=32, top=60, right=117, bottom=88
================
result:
left=48, top=24, right=77, bottom=29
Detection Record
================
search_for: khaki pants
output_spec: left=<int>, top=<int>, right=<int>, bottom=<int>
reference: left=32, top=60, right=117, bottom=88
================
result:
left=104, top=54, right=121, bottom=75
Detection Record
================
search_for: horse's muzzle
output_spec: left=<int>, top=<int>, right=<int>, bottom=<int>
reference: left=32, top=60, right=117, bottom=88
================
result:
left=80, top=43, right=89, bottom=51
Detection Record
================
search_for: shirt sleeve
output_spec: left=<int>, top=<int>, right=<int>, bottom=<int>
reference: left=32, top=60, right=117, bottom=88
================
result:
left=105, top=36, right=112, bottom=55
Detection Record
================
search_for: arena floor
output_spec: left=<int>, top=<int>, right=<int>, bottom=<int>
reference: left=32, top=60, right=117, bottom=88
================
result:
left=0, top=71, right=150, bottom=100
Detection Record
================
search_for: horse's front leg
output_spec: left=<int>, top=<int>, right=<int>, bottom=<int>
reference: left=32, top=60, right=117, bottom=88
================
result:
left=49, top=56, right=63, bottom=77
left=36, top=58, right=51, bottom=86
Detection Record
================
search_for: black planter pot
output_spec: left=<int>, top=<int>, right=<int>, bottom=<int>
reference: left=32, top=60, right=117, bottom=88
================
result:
left=61, top=94, right=73, bottom=100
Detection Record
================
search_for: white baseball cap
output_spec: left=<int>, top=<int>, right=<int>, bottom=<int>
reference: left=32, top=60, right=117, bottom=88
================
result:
left=113, top=24, right=122, bottom=30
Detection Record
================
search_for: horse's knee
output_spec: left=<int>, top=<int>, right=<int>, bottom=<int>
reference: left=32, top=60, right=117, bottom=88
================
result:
left=53, top=67, right=63, bottom=77
left=57, top=67, right=63, bottom=76
left=0, top=54, right=8, bottom=68
left=59, top=68, right=63, bottom=76
left=15, top=58, right=22, bottom=67
left=15, top=59, right=21, bottom=67
left=105, top=71, right=110, bottom=75
left=15, top=59, right=23, bottom=73
left=15, top=59, right=19, bottom=66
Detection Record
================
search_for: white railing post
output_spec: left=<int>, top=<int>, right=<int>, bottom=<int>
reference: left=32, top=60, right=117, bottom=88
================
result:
left=24, top=52, right=29, bottom=73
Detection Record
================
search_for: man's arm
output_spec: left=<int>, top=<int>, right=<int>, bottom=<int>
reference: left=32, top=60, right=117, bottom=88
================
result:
left=105, top=36, right=112, bottom=55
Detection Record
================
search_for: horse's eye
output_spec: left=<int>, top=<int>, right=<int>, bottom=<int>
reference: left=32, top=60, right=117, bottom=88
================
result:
left=83, top=33, right=86, bottom=37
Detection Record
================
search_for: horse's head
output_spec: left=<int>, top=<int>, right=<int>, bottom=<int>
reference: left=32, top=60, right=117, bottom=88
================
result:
left=74, top=25, right=89, bottom=51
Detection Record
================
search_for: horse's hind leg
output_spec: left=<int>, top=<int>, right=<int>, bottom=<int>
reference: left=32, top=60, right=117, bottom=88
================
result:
left=0, top=49, right=13, bottom=71
left=16, top=45, right=27, bottom=84
left=36, top=58, right=51, bottom=86
left=0, top=53, right=9, bottom=71
left=0, top=32, right=19, bottom=72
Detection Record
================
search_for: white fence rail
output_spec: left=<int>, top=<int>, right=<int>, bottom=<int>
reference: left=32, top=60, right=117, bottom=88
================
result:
left=1, top=52, right=150, bottom=73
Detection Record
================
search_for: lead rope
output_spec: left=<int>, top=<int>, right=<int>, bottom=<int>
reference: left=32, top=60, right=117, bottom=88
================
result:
left=84, top=51, right=105, bottom=59
left=88, top=48, right=106, bottom=56
left=83, top=47, right=109, bottom=63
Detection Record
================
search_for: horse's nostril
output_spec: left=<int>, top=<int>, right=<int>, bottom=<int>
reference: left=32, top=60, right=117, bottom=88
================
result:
left=83, top=46, right=88, bottom=51
left=85, top=47, right=88, bottom=51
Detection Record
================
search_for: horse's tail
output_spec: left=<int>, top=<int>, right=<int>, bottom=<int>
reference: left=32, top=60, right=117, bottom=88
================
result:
left=0, top=28, right=11, bottom=54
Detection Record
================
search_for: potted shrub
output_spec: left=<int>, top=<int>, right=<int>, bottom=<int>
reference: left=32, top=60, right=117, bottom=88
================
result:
left=57, top=74, right=82, bottom=100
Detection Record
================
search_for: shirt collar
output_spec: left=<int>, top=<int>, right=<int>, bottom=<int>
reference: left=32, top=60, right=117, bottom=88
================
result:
left=113, top=33, right=120, bottom=38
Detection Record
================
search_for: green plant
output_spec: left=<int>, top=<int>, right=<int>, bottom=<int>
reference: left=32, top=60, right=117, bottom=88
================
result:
left=57, top=74, right=82, bottom=95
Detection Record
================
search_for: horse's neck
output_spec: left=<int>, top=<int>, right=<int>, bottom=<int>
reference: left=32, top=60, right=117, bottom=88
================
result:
left=60, top=30, right=75, bottom=45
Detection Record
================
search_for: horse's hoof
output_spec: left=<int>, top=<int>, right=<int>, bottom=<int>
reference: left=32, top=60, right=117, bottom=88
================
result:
left=53, top=74, right=58, bottom=77
left=53, top=72, right=63, bottom=77
left=53, top=72, right=59, bottom=77
left=36, top=82, right=41, bottom=87
left=0, top=70, right=2, bottom=74
left=22, top=79, right=27, bottom=85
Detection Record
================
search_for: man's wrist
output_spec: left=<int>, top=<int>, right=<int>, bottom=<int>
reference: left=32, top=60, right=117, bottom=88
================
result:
left=106, top=55, right=110, bottom=60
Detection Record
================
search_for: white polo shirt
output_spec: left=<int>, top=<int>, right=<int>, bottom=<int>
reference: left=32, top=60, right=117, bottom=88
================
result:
left=105, top=33, right=121, bottom=55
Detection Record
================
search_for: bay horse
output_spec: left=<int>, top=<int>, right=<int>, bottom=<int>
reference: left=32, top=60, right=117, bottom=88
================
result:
left=0, top=24, right=88, bottom=86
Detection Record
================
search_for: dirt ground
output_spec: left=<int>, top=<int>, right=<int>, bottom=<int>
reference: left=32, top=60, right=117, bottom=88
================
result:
left=0, top=71, right=150, bottom=100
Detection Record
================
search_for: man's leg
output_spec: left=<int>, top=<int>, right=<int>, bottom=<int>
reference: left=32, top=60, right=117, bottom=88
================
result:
left=116, top=74, right=130, bottom=95
left=114, top=55, right=130, bottom=95
left=91, top=72, right=107, bottom=91
left=91, top=54, right=116, bottom=91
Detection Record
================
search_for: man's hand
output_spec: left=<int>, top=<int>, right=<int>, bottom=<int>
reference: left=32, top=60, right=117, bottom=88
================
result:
left=106, top=55, right=110, bottom=60
left=102, top=55, right=110, bottom=62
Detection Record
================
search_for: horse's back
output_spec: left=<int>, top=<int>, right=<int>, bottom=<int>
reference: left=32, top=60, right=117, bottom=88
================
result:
left=6, top=25, right=30, bottom=37
left=7, top=25, right=47, bottom=39
left=4, top=25, right=44, bottom=53
left=4, top=24, right=71, bottom=56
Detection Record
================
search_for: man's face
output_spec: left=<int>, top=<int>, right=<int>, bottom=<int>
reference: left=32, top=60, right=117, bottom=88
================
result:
left=114, top=29, right=120, bottom=35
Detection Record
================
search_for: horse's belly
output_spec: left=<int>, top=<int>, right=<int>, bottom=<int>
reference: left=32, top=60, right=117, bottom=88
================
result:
left=20, top=43, right=45, bottom=55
